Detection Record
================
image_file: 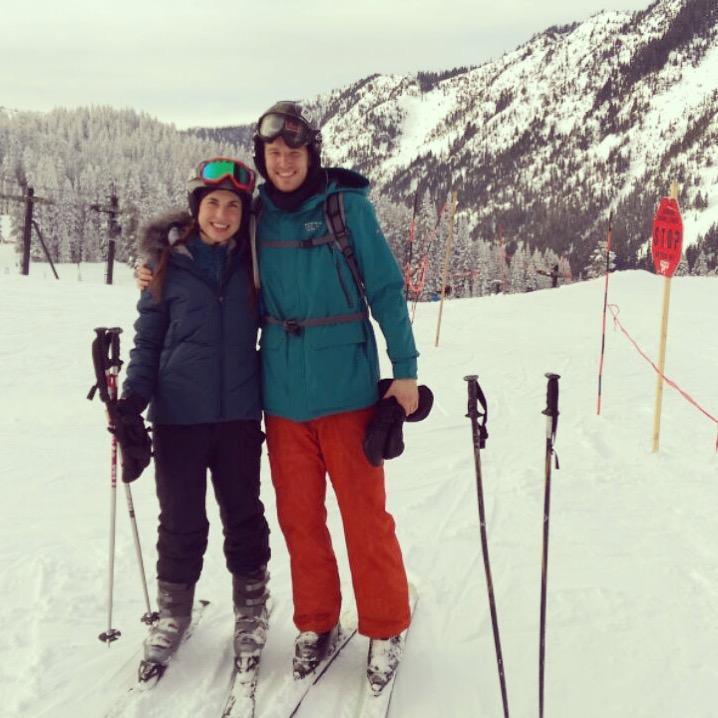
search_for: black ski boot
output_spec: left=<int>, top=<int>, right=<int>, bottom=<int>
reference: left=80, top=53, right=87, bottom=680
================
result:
left=292, top=625, right=339, bottom=679
left=232, top=566, right=269, bottom=676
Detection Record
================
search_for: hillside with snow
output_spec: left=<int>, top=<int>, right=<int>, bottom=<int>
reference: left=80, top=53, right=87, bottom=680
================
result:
left=1, top=243, right=716, bottom=717
left=305, top=0, right=718, bottom=272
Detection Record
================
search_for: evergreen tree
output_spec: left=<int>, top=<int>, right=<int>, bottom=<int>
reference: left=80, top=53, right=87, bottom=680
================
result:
left=584, top=239, right=615, bottom=279
left=692, top=250, right=709, bottom=276
left=674, top=255, right=689, bottom=276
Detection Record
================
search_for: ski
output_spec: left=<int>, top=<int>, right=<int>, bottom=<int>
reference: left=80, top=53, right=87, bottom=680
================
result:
left=354, top=586, right=418, bottom=718
left=247, top=617, right=357, bottom=718
left=104, top=599, right=210, bottom=717
left=219, top=658, right=260, bottom=718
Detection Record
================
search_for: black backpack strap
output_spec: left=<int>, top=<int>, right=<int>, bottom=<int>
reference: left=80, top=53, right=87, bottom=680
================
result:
left=324, top=192, right=367, bottom=304
left=250, top=196, right=262, bottom=290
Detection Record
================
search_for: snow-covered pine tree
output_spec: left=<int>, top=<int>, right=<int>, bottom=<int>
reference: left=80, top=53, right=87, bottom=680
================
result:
left=449, top=214, right=472, bottom=298
left=413, top=189, right=441, bottom=300
left=584, top=238, right=615, bottom=279
left=674, top=255, right=689, bottom=276
left=691, top=249, right=709, bottom=276
left=509, top=242, right=529, bottom=293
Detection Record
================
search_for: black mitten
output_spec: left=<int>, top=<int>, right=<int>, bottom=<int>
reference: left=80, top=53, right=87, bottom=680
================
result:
left=109, top=394, right=152, bottom=483
left=363, top=398, right=406, bottom=467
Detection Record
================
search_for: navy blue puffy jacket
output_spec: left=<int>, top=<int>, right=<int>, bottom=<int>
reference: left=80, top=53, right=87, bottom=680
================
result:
left=123, top=211, right=261, bottom=425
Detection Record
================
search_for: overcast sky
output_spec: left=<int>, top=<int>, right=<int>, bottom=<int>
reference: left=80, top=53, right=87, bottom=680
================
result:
left=1, top=0, right=651, bottom=129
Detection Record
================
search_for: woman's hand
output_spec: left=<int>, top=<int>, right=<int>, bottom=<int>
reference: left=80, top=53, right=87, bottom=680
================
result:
left=136, top=264, right=153, bottom=290
left=382, top=379, right=419, bottom=417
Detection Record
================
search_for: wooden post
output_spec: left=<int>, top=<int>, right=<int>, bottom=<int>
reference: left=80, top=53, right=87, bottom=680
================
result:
left=31, top=221, right=59, bottom=279
left=105, top=190, right=120, bottom=285
left=21, top=186, right=34, bottom=276
left=651, top=181, right=679, bottom=452
left=434, top=192, right=458, bottom=347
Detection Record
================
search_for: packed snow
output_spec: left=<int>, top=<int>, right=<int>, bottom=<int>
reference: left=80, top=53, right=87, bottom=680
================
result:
left=1, top=243, right=716, bottom=717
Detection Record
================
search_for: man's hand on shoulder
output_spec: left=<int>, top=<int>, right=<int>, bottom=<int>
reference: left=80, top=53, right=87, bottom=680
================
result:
left=136, top=264, right=153, bottom=290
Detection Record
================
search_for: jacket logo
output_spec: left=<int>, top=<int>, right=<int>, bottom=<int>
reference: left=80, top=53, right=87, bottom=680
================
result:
left=304, top=221, right=323, bottom=232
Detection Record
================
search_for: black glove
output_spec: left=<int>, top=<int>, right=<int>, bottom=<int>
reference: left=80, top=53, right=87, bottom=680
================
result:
left=109, top=394, right=152, bottom=483
left=363, top=398, right=406, bottom=467
left=376, top=378, right=434, bottom=422
left=363, top=380, right=435, bottom=467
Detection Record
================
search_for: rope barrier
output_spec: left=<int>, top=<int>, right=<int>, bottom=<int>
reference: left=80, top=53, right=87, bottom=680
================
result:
left=608, top=303, right=718, bottom=451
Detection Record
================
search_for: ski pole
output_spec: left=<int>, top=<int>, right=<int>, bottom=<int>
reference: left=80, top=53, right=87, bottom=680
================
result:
left=539, top=373, right=560, bottom=718
left=89, top=328, right=158, bottom=640
left=464, top=375, right=510, bottom=718
left=123, top=481, right=158, bottom=626
left=91, top=327, right=123, bottom=645
left=106, top=330, right=158, bottom=627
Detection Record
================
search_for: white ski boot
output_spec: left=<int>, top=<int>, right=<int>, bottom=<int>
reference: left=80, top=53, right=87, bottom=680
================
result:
left=366, top=634, right=404, bottom=694
left=292, top=624, right=339, bottom=679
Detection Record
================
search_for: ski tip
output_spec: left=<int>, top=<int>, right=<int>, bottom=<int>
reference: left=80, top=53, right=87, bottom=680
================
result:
left=198, top=598, right=210, bottom=607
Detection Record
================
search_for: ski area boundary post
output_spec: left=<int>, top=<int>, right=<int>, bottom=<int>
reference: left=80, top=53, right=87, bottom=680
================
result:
left=651, top=182, right=683, bottom=452
left=434, top=191, right=458, bottom=347
left=596, top=211, right=613, bottom=415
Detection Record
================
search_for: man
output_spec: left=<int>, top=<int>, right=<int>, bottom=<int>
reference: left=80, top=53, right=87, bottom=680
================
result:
left=252, top=101, right=419, bottom=688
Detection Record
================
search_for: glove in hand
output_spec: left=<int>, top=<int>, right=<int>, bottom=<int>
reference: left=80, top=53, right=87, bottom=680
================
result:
left=363, top=398, right=406, bottom=467
left=109, top=395, right=152, bottom=483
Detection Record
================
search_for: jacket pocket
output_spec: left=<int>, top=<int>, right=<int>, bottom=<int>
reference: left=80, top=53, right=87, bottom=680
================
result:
left=306, top=321, right=372, bottom=414
left=306, top=320, right=366, bottom=349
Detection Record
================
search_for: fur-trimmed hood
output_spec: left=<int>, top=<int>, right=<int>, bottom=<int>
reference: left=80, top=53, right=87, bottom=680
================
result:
left=137, top=209, right=194, bottom=262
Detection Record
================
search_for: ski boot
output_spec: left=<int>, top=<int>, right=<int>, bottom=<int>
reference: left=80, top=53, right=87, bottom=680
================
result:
left=292, top=624, right=339, bottom=679
left=233, top=566, right=269, bottom=678
left=139, top=580, right=195, bottom=682
left=366, top=634, right=404, bottom=694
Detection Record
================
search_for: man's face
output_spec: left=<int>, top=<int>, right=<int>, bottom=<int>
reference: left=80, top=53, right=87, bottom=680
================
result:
left=264, top=136, right=310, bottom=193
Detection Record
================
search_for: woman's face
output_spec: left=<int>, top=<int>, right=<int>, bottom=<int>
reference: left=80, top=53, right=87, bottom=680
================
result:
left=197, top=189, right=242, bottom=245
left=264, top=137, right=310, bottom=193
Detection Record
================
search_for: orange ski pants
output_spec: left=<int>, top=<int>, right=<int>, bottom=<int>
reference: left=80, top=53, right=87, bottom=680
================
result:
left=265, top=407, right=410, bottom=638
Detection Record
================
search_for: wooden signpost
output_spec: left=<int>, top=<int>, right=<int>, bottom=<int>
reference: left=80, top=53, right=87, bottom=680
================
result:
left=650, top=183, right=683, bottom=452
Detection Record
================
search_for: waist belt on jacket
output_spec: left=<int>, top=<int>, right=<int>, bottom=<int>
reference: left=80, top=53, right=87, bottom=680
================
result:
left=263, top=311, right=368, bottom=336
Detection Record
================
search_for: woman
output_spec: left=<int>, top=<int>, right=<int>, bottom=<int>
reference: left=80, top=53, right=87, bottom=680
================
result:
left=118, top=157, right=270, bottom=679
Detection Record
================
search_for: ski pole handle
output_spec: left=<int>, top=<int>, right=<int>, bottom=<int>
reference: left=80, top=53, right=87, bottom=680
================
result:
left=542, top=373, right=560, bottom=419
left=464, top=374, right=478, bottom=416
left=108, top=327, right=122, bottom=369
left=542, top=373, right=561, bottom=468
left=464, top=375, right=489, bottom=448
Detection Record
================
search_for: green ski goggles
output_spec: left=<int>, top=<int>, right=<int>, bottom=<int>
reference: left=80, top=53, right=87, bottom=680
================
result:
left=197, top=158, right=256, bottom=193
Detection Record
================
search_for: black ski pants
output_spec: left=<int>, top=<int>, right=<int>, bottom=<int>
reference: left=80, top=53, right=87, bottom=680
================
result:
left=152, top=420, right=270, bottom=584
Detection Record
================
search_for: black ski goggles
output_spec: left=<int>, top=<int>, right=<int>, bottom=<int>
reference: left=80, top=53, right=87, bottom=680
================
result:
left=256, top=112, right=319, bottom=149
left=197, top=158, right=256, bottom=193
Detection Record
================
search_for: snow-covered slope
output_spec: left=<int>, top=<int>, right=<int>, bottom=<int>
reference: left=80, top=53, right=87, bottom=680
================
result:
left=1, top=245, right=716, bottom=717
left=298, top=0, right=718, bottom=272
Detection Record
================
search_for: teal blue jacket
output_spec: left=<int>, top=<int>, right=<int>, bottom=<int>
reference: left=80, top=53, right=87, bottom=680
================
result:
left=257, top=169, right=418, bottom=421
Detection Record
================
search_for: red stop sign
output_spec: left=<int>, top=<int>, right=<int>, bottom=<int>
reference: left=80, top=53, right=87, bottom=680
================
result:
left=651, top=197, right=683, bottom=277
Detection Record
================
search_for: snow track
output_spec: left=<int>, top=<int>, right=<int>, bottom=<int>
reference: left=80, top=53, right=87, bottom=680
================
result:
left=2, top=250, right=717, bottom=717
